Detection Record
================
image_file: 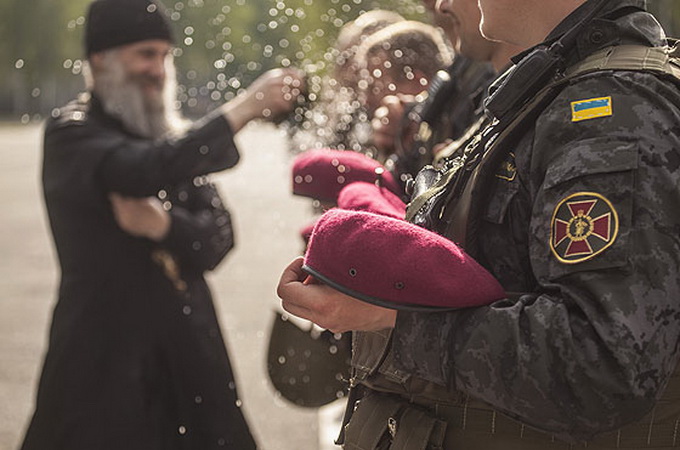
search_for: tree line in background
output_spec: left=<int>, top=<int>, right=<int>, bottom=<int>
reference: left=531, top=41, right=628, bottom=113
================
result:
left=1, top=0, right=678, bottom=121
left=0, top=0, right=425, bottom=120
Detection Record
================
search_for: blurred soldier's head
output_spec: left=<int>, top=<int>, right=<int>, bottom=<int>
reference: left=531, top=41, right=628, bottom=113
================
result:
left=355, top=20, right=453, bottom=115
left=435, top=0, right=498, bottom=62
left=83, top=0, right=184, bottom=138
left=420, top=0, right=459, bottom=47
left=476, top=0, right=587, bottom=47
left=334, top=10, right=406, bottom=90
left=435, top=0, right=527, bottom=70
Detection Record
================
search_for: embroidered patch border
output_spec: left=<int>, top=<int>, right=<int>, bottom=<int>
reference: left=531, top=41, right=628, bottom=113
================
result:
left=550, top=192, right=619, bottom=264
left=571, top=96, right=613, bottom=122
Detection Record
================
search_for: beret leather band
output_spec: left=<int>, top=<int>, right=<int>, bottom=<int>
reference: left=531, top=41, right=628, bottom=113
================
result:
left=301, top=264, right=451, bottom=312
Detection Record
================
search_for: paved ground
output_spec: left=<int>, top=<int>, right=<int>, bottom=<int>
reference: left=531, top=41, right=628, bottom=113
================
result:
left=0, top=121, right=331, bottom=450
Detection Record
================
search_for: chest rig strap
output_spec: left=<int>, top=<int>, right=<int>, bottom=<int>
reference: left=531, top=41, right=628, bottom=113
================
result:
left=407, top=42, right=680, bottom=253
left=565, top=42, right=680, bottom=79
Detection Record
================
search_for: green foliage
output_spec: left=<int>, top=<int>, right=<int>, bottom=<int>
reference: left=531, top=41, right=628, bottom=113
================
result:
left=0, top=0, right=90, bottom=119
left=0, top=0, right=426, bottom=119
left=2, top=0, right=677, bottom=120
left=169, top=0, right=427, bottom=115
left=648, top=0, right=680, bottom=37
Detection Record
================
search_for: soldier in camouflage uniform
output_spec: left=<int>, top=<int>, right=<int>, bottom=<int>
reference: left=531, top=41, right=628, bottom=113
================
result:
left=279, top=0, right=680, bottom=448
left=373, top=0, right=521, bottom=187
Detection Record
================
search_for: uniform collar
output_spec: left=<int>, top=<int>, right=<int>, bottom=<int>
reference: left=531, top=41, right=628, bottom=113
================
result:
left=545, top=0, right=646, bottom=43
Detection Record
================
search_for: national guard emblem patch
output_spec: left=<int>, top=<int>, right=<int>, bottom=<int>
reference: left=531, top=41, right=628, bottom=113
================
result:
left=571, top=96, right=612, bottom=122
left=550, top=192, right=619, bottom=264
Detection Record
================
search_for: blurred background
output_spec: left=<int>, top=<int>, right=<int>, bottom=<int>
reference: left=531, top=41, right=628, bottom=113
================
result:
left=2, top=0, right=678, bottom=122
left=1, top=0, right=429, bottom=121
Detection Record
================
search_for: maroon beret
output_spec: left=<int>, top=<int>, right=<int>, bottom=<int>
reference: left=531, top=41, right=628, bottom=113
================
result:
left=337, top=182, right=406, bottom=219
left=292, top=149, right=402, bottom=203
left=303, top=209, right=506, bottom=311
left=299, top=218, right=318, bottom=244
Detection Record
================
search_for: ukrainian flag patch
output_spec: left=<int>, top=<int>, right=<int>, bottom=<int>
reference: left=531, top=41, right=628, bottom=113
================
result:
left=571, top=96, right=613, bottom=122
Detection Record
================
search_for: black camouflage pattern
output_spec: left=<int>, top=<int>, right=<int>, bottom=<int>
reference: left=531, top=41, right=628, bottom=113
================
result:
left=391, top=0, right=680, bottom=441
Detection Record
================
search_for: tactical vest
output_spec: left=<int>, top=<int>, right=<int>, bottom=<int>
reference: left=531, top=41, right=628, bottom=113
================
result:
left=343, top=43, right=680, bottom=450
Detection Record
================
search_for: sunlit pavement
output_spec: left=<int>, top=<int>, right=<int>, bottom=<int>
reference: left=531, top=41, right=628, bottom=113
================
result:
left=0, top=121, right=339, bottom=450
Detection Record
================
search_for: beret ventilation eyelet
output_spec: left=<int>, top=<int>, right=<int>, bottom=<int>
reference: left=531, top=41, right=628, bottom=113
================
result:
left=349, top=268, right=357, bottom=277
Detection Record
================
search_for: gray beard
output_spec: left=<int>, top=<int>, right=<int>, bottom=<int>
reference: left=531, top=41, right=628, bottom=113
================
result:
left=91, top=52, right=187, bottom=140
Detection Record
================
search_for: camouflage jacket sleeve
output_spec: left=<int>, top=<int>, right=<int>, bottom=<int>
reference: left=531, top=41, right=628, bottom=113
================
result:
left=392, top=70, right=680, bottom=439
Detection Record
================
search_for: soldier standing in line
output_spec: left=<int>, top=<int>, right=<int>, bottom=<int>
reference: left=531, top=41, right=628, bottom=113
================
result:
left=20, top=0, right=302, bottom=449
left=278, top=0, right=680, bottom=448
left=373, top=0, right=523, bottom=184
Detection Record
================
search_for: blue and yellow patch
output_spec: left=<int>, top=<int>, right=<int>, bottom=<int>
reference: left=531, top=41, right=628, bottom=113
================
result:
left=571, top=96, right=613, bottom=122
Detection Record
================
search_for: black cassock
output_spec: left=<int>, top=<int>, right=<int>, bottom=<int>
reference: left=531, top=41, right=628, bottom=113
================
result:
left=21, top=93, right=256, bottom=450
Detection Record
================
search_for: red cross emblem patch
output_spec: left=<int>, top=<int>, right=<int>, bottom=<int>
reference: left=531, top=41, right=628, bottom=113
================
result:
left=550, top=192, right=619, bottom=264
